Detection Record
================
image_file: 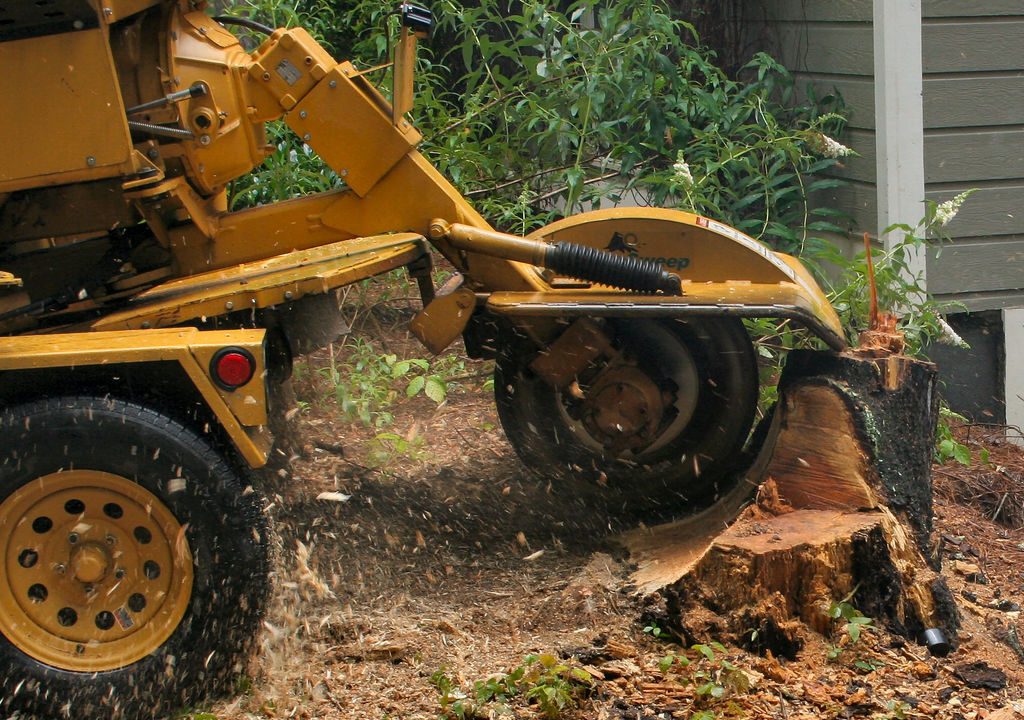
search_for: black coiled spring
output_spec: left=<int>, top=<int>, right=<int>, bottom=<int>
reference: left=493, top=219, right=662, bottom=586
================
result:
left=546, top=242, right=682, bottom=295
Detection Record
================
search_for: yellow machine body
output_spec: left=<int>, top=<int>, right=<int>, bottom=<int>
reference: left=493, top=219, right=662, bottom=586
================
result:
left=0, top=326, right=270, bottom=466
left=0, top=4, right=852, bottom=710
left=0, top=0, right=844, bottom=477
left=0, top=0, right=841, bottom=347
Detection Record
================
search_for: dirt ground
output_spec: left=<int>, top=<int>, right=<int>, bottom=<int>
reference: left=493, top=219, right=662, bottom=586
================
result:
left=201, top=298, right=1024, bottom=720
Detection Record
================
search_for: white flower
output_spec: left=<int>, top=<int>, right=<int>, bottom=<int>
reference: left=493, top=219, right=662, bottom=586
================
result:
left=936, top=316, right=968, bottom=348
left=672, top=151, right=693, bottom=187
left=814, top=132, right=854, bottom=159
left=934, top=190, right=971, bottom=227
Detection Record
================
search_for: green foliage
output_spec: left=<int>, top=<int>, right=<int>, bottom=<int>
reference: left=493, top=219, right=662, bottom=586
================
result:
left=229, top=123, right=343, bottom=208
left=744, top=316, right=803, bottom=420
left=234, top=0, right=849, bottom=250
left=936, top=407, right=973, bottom=466
left=643, top=621, right=673, bottom=641
left=822, top=191, right=976, bottom=353
left=431, top=654, right=592, bottom=719
left=230, top=0, right=339, bottom=45
left=883, top=699, right=910, bottom=720
left=690, top=712, right=718, bottom=720
left=826, top=590, right=875, bottom=662
left=319, top=338, right=461, bottom=427
left=173, top=710, right=219, bottom=720
left=659, top=641, right=752, bottom=705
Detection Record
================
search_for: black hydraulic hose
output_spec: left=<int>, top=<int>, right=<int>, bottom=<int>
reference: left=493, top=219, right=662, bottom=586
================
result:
left=546, top=242, right=682, bottom=295
left=213, top=15, right=276, bottom=35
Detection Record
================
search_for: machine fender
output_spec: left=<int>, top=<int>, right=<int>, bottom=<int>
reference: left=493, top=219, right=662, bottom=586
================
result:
left=529, top=207, right=846, bottom=349
left=0, top=328, right=271, bottom=467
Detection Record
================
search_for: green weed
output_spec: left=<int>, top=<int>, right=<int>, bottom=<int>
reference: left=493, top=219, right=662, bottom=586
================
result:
left=316, top=338, right=462, bottom=428
left=659, top=641, right=753, bottom=705
left=826, top=590, right=875, bottom=663
left=366, top=431, right=427, bottom=466
left=935, top=407, right=991, bottom=466
left=431, top=654, right=592, bottom=719
left=643, top=621, right=673, bottom=641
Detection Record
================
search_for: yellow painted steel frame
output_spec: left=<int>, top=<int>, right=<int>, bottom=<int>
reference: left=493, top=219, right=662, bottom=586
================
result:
left=148, top=14, right=844, bottom=352
left=13, top=1, right=841, bottom=357
left=0, top=328, right=270, bottom=467
left=91, top=233, right=426, bottom=332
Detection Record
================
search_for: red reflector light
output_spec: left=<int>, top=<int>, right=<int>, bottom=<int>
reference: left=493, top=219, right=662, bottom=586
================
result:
left=212, top=349, right=255, bottom=389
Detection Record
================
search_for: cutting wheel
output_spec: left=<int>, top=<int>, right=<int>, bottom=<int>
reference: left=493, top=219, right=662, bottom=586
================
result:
left=495, top=317, right=758, bottom=509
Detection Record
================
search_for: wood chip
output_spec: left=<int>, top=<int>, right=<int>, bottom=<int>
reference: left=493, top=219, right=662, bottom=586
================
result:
left=604, top=639, right=637, bottom=658
left=910, top=661, right=936, bottom=680
left=316, top=491, right=351, bottom=502
left=600, top=658, right=641, bottom=679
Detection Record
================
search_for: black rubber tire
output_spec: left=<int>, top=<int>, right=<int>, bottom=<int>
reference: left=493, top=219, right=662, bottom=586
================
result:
left=0, top=396, right=272, bottom=720
left=495, top=318, right=758, bottom=512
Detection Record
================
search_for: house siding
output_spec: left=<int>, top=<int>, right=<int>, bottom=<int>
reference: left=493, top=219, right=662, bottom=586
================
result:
left=753, top=0, right=1024, bottom=311
left=750, top=0, right=877, bottom=242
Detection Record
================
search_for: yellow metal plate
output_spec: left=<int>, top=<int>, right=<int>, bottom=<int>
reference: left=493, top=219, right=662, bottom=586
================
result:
left=92, top=233, right=427, bottom=332
left=0, top=328, right=270, bottom=466
left=287, top=64, right=421, bottom=197
left=527, top=207, right=845, bottom=348
left=486, top=284, right=847, bottom=351
left=532, top=208, right=797, bottom=283
left=0, top=29, right=133, bottom=192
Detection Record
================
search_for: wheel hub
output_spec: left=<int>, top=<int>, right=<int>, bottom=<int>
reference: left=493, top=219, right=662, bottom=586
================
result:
left=0, top=470, right=194, bottom=672
left=70, top=543, right=111, bottom=584
left=580, top=365, right=668, bottom=452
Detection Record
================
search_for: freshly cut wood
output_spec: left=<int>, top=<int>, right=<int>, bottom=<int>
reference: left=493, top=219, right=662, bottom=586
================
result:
left=624, top=349, right=959, bottom=655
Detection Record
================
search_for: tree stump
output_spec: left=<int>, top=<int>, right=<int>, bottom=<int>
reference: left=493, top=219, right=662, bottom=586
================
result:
left=623, top=348, right=960, bottom=657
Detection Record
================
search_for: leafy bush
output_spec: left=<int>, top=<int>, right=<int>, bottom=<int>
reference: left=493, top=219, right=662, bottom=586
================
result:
left=231, top=0, right=850, bottom=253
left=822, top=191, right=976, bottom=353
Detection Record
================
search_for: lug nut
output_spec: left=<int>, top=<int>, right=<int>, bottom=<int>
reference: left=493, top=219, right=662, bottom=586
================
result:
left=105, top=534, right=116, bottom=545
left=68, top=533, right=79, bottom=544
left=115, top=568, right=126, bottom=579
left=54, top=563, right=66, bottom=575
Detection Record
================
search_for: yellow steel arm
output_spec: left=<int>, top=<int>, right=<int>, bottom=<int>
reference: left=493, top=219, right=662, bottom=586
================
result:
left=129, top=4, right=844, bottom=352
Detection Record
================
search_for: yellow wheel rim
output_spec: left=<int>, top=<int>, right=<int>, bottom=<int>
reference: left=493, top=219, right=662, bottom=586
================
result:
left=0, top=470, right=194, bottom=672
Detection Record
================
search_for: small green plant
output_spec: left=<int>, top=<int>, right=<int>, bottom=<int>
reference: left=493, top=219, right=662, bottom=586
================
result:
left=643, top=621, right=672, bottom=641
left=936, top=407, right=972, bottom=466
left=658, top=642, right=751, bottom=705
left=366, top=430, right=427, bottom=466
left=826, top=589, right=875, bottom=662
left=883, top=699, right=909, bottom=719
left=431, top=654, right=592, bottom=720
left=431, top=668, right=473, bottom=719
left=823, top=190, right=976, bottom=355
left=173, top=710, right=219, bottom=720
left=319, top=338, right=459, bottom=427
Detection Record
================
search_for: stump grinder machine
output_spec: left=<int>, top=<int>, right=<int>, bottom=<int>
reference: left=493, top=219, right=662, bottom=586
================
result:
left=0, top=1, right=845, bottom=716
